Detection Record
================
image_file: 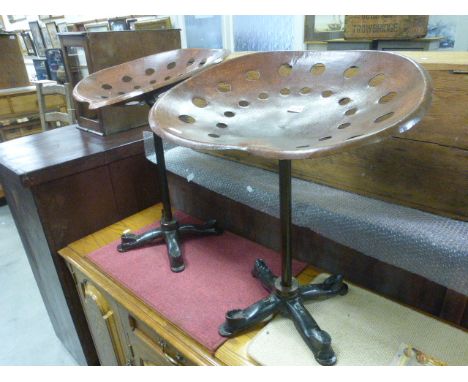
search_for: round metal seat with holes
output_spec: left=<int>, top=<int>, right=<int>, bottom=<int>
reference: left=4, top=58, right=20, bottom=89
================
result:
left=72, top=48, right=230, bottom=273
left=148, top=50, right=432, bottom=366
left=73, top=48, right=230, bottom=110
left=149, top=50, right=432, bottom=159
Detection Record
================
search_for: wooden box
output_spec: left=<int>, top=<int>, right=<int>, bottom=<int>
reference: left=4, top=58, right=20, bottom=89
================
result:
left=0, top=33, right=30, bottom=89
left=344, top=16, right=429, bottom=40
left=207, top=52, right=468, bottom=222
left=59, top=30, right=181, bottom=136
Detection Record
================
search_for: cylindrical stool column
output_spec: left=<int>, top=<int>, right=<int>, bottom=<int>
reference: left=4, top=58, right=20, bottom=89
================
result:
left=279, top=160, right=292, bottom=288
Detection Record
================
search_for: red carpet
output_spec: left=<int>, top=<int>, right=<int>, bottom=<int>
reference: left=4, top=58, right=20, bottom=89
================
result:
left=87, top=211, right=307, bottom=352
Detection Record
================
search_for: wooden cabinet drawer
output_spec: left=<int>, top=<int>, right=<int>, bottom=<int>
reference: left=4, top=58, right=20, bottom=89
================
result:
left=120, top=309, right=195, bottom=366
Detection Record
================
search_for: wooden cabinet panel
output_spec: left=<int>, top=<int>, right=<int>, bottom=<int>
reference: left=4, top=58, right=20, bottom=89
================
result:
left=72, top=267, right=130, bottom=366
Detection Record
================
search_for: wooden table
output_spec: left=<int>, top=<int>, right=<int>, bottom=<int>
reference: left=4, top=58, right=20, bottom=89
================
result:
left=0, top=125, right=160, bottom=365
left=59, top=203, right=326, bottom=365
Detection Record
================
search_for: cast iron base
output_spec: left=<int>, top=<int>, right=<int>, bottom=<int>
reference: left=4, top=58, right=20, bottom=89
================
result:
left=219, top=259, right=348, bottom=366
left=117, top=218, right=223, bottom=272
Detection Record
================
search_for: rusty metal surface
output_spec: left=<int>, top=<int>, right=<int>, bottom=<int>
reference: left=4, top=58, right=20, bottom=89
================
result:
left=73, top=48, right=230, bottom=110
left=149, top=51, right=432, bottom=160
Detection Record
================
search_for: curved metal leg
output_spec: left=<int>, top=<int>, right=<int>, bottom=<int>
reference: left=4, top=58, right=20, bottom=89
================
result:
left=219, top=294, right=281, bottom=337
left=163, top=230, right=184, bottom=273
left=252, top=259, right=277, bottom=292
left=300, top=274, right=348, bottom=301
left=285, top=297, right=337, bottom=366
left=178, top=219, right=223, bottom=236
left=118, top=228, right=164, bottom=252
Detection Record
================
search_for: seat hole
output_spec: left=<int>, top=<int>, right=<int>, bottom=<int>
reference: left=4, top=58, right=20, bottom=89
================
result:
left=258, top=92, right=269, bottom=100
left=145, top=68, right=155, bottom=76
left=100, top=95, right=108, bottom=99
left=369, top=74, right=385, bottom=87
left=345, top=107, right=358, bottom=116
left=134, top=85, right=141, bottom=90
left=310, top=63, right=325, bottom=75
left=117, top=91, right=125, bottom=95
left=374, top=112, right=394, bottom=123
left=217, top=82, right=231, bottom=93
left=101, top=84, right=112, bottom=90
left=339, top=97, right=351, bottom=105
left=187, top=58, right=195, bottom=66
left=208, top=133, right=220, bottom=137
left=216, top=123, right=227, bottom=129
left=278, top=64, right=293, bottom=77
left=344, top=66, right=359, bottom=78
left=246, top=70, right=261, bottom=81
left=121, top=75, right=132, bottom=82
left=379, top=92, right=397, bottom=104
left=149, top=80, right=157, bottom=84
left=319, top=136, right=332, bottom=141
left=192, top=97, right=208, bottom=108
left=167, top=62, right=176, bottom=70
left=321, top=90, right=333, bottom=98
left=224, top=111, right=235, bottom=117
left=299, top=87, right=311, bottom=95
left=338, top=122, right=351, bottom=129
left=178, top=115, right=195, bottom=124
left=164, top=76, right=171, bottom=81
left=280, top=88, right=291, bottom=96
left=347, top=135, right=362, bottom=140
left=296, top=145, right=310, bottom=149
left=199, top=58, right=207, bottom=66
left=239, top=100, right=250, bottom=108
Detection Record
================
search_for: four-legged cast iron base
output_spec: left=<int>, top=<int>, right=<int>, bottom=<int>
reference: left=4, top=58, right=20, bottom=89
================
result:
left=219, top=259, right=348, bottom=365
left=118, top=218, right=223, bottom=272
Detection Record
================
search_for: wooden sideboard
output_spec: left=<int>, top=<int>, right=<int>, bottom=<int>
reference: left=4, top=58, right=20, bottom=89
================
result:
left=0, top=125, right=160, bottom=365
left=59, top=203, right=337, bottom=365
left=59, top=203, right=467, bottom=366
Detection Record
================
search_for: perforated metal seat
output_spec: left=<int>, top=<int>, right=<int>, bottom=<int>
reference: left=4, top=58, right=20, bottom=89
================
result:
left=73, top=48, right=230, bottom=110
left=149, top=51, right=432, bottom=159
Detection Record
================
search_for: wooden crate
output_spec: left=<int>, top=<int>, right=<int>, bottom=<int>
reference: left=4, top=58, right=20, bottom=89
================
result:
left=344, top=16, right=429, bottom=40
left=207, top=52, right=468, bottom=222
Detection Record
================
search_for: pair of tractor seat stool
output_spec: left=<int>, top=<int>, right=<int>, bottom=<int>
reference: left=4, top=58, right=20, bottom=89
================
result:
left=74, top=48, right=432, bottom=365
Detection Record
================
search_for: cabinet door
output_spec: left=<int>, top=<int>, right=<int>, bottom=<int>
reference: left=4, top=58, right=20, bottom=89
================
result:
left=118, top=307, right=194, bottom=366
left=72, top=267, right=130, bottom=365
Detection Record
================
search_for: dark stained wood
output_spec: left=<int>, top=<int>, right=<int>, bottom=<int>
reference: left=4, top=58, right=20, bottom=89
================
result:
left=205, top=136, right=468, bottom=221
left=168, top=171, right=468, bottom=328
left=108, top=156, right=160, bottom=220
left=0, top=124, right=160, bottom=364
